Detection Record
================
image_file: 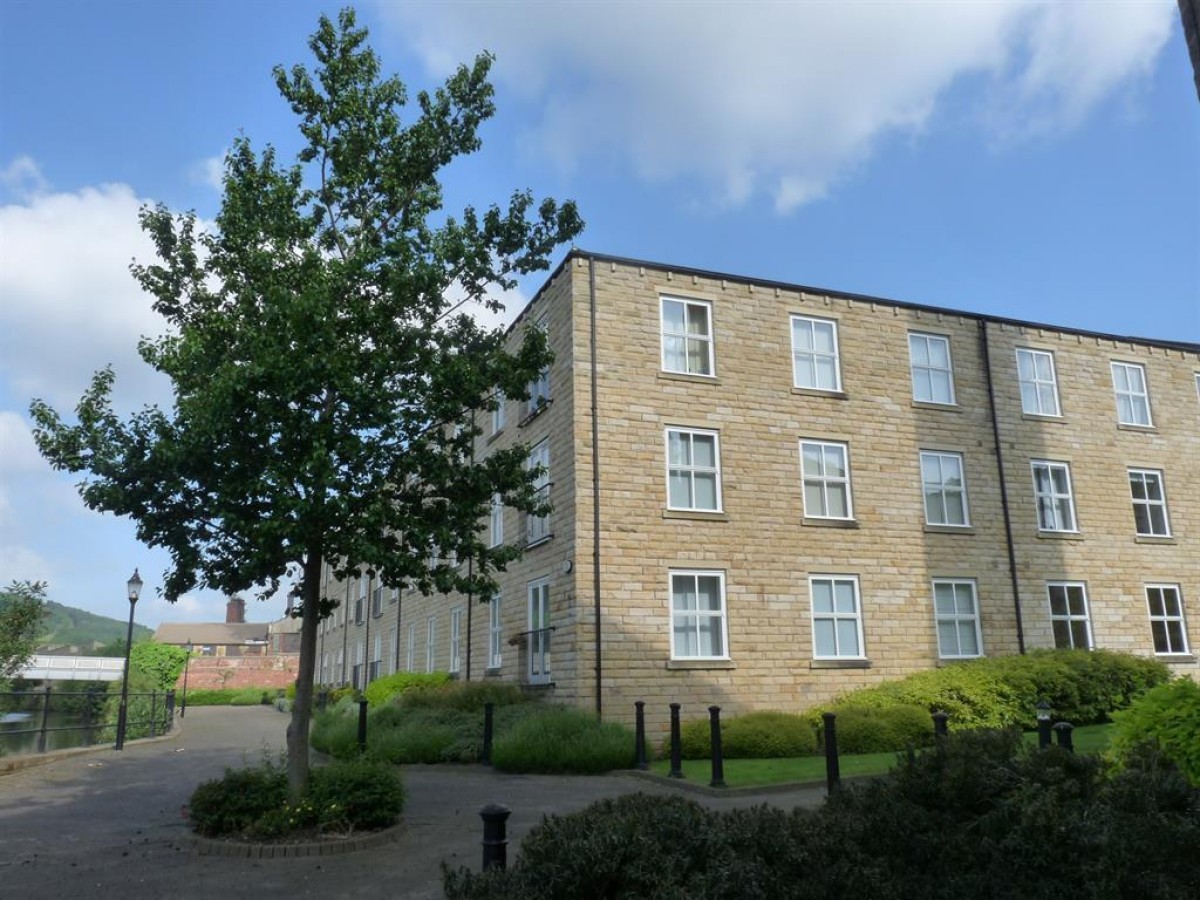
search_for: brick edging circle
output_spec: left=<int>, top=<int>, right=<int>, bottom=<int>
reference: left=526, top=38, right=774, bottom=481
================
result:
left=191, top=821, right=405, bottom=858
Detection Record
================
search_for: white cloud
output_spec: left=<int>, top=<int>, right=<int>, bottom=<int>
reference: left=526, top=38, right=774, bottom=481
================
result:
left=189, top=154, right=225, bottom=192
left=0, top=177, right=172, bottom=412
left=0, top=155, right=49, bottom=199
left=0, top=411, right=43, bottom=474
left=376, top=0, right=1175, bottom=212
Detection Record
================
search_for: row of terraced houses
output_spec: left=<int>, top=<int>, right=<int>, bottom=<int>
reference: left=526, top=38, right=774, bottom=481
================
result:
left=315, top=251, right=1199, bottom=733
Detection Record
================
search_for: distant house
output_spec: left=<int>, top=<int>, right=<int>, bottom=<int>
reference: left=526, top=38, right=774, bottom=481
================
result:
left=154, top=596, right=301, bottom=657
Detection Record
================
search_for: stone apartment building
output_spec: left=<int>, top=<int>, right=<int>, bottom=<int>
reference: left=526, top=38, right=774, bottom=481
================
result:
left=316, top=251, right=1200, bottom=732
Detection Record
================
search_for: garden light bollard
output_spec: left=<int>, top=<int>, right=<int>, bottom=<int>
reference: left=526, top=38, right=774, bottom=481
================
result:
left=357, top=698, right=368, bottom=753
left=480, top=802, right=511, bottom=871
left=708, top=705, right=726, bottom=788
left=823, top=712, right=841, bottom=793
left=634, top=701, right=648, bottom=770
left=932, top=710, right=949, bottom=740
left=1036, top=700, right=1053, bottom=748
left=669, top=702, right=684, bottom=778
left=1053, top=721, right=1075, bottom=753
left=483, top=702, right=495, bottom=766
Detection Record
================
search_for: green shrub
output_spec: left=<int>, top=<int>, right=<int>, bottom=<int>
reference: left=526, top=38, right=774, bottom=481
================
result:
left=184, top=687, right=276, bottom=707
left=188, top=760, right=288, bottom=837
left=679, top=711, right=818, bottom=759
left=309, top=708, right=361, bottom=757
left=188, top=757, right=403, bottom=838
left=130, top=642, right=189, bottom=691
left=363, top=671, right=451, bottom=707
left=822, top=704, right=935, bottom=754
left=446, top=729, right=1200, bottom=900
left=398, top=680, right=530, bottom=712
left=306, top=757, right=405, bottom=831
left=1110, top=679, right=1200, bottom=785
left=491, top=707, right=635, bottom=774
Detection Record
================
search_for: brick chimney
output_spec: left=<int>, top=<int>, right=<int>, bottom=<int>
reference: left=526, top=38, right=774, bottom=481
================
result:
left=225, top=595, right=246, bottom=624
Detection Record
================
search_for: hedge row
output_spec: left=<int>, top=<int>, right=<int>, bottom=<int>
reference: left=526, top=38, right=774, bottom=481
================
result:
left=445, top=731, right=1200, bottom=899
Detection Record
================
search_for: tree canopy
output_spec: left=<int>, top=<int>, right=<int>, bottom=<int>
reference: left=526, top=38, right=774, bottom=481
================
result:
left=30, top=7, right=583, bottom=792
left=0, top=581, right=48, bottom=680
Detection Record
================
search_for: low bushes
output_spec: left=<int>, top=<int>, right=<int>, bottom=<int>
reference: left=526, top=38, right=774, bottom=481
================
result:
left=1110, top=678, right=1200, bottom=785
left=188, top=756, right=404, bottom=839
left=491, top=708, right=635, bottom=774
left=820, top=704, right=934, bottom=754
left=185, top=687, right=280, bottom=706
left=679, top=711, right=817, bottom=759
left=826, top=649, right=1168, bottom=731
left=444, top=730, right=1200, bottom=900
left=397, top=680, right=530, bottom=712
left=362, top=671, right=451, bottom=707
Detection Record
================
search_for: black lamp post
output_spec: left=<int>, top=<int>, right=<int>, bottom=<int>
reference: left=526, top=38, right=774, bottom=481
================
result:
left=1036, top=699, right=1053, bottom=749
left=114, top=568, right=143, bottom=750
left=180, top=641, right=192, bottom=718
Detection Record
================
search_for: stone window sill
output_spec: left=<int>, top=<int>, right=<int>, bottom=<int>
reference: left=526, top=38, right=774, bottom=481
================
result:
left=1134, top=535, right=1175, bottom=545
left=667, top=659, right=736, bottom=670
left=810, top=659, right=871, bottom=670
left=518, top=399, right=552, bottom=428
left=1021, top=413, right=1065, bottom=423
left=1117, top=422, right=1156, bottom=434
left=663, top=509, right=729, bottom=522
left=803, top=517, right=859, bottom=529
left=1036, top=530, right=1083, bottom=541
left=658, top=370, right=719, bottom=385
left=924, top=524, right=975, bottom=535
left=524, top=534, right=554, bottom=550
left=911, top=400, right=960, bottom=412
left=791, top=387, right=848, bottom=400
left=1154, top=654, right=1196, bottom=665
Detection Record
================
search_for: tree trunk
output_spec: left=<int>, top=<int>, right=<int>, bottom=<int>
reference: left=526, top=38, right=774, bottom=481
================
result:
left=286, top=549, right=323, bottom=802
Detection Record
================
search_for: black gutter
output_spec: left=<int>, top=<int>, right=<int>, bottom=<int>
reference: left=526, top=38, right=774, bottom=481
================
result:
left=980, top=320, right=1026, bottom=654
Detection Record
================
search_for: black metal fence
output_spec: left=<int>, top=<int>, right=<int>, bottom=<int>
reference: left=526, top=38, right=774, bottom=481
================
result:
left=0, top=685, right=175, bottom=756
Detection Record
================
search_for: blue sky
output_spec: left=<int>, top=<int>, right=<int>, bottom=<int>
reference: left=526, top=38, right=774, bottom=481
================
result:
left=1, top=0, right=1197, bottom=628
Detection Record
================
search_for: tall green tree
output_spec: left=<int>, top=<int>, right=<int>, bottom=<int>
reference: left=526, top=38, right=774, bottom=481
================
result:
left=0, top=581, right=48, bottom=679
left=30, top=8, right=582, bottom=795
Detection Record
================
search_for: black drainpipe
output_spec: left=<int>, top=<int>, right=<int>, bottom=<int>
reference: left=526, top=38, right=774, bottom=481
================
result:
left=589, top=256, right=603, bottom=718
left=980, top=320, right=1026, bottom=654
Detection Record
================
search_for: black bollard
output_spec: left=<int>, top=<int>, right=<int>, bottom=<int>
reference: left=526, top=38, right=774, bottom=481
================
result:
left=823, top=712, right=841, bottom=793
left=708, top=706, right=726, bottom=788
left=1037, top=715, right=1053, bottom=749
left=480, top=802, right=511, bottom=871
left=932, top=710, right=949, bottom=740
left=1053, top=721, right=1074, bottom=753
left=482, top=702, right=495, bottom=766
left=357, top=698, right=369, bottom=753
left=668, top=703, right=684, bottom=778
left=634, top=701, right=648, bottom=770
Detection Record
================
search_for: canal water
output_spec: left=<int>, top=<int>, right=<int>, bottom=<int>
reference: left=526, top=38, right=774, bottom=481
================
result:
left=0, top=709, right=106, bottom=755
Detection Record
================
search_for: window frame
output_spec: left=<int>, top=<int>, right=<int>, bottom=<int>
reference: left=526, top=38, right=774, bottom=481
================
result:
left=1110, top=361, right=1152, bottom=427
left=1015, top=348, right=1061, bottom=417
left=405, top=623, right=416, bottom=673
left=527, top=315, right=551, bottom=414
left=908, top=332, right=956, bottom=405
left=1145, top=584, right=1189, bottom=656
left=809, top=575, right=866, bottom=660
left=800, top=439, right=854, bottom=521
left=668, top=570, right=729, bottom=661
left=488, top=596, right=503, bottom=669
left=489, top=493, right=505, bottom=547
left=1030, top=460, right=1078, bottom=533
left=1047, top=582, right=1093, bottom=650
left=491, top=389, right=506, bottom=435
left=527, top=577, right=551, bottom=684
left=920, top=450, right=970, bottom=527
left=449, top=607, right=463, bottom=674
left=791, top=314, right=842, bottom=392
left=660, top=296, right=715, bottom=377
left=932, top=578, right=983, bottom=659
left=664, top=427, right=723, bottom=512
left=1128, top=468, right=1171, bottom=537
left=527, top=439, right=551, bottom=544
left=425, top=616, right=437, bottom=674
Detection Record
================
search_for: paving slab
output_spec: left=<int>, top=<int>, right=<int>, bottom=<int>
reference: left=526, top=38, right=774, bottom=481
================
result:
left=0, top=706, right=827, bottom=899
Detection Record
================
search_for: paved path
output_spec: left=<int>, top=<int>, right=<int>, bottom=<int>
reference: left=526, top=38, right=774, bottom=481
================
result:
left=0, top=706, right=827, bottom=899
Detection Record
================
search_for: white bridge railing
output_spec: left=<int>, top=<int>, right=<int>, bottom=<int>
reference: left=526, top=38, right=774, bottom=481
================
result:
left=19, top=655, right=127, bottom=682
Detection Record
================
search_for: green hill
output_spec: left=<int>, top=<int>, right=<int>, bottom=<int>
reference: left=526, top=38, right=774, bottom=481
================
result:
left=35, top=600, right=154, bottom=652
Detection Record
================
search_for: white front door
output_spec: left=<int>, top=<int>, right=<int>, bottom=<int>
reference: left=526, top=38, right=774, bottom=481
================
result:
left=528, top=579, right=550, bottom=684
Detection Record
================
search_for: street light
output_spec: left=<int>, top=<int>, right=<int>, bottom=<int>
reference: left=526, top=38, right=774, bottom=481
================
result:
left=114, top=568, right=143, bottom=750
left=180, top=641, right=192, bottom=718
left=1036, top=699, right=1053, bottom=749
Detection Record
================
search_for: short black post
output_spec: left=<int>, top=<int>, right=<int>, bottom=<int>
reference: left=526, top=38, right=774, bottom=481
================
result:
left=149, top=691, right=159, bottom=737
left=165, top=689, right=176, bottom=725
left=708, top=705, right=725, bottom=788
left=1053, top=721, right=1074, bottom=753
left=357, top=698, right=369, bottom=753
left=634, top=701, right=648, bottom=770
left=668, top=702, right=684, bottom=778
left=823, top=712, right=841, bottom=794
left=36, top=684, right=52, bottom=754
left=480, top=802, right=511, bottom=871
left=482, top=702, right=495, bottom=766
left=1037, top=716, right=1053, bottom=748
left=932, top=710, right=949, bottom=740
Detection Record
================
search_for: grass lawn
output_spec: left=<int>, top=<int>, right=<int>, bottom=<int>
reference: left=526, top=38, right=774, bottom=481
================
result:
left=647, top=723, right=1115, bottom=788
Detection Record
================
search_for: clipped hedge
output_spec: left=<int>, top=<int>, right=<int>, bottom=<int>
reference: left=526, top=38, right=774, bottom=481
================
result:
left=1110, top=678, right=1200, bottom=785
left=397, top=680, right=530, bottom=712
left=679, top=711, right=817, bottom=759
left=185, top=687, right=279, bottom=707
left=825, top=650, right=1168, bottom=730
left=821, top=704, right=935, bottom=754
